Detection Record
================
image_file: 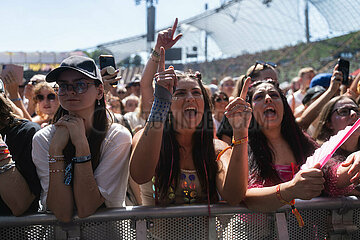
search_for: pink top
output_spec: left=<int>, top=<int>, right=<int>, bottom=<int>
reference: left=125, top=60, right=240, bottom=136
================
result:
left=248, top=164, right=297, bottom=189
left=323, top=153, right=355, bottom=196
left=248, top=149, right=356, bottom=197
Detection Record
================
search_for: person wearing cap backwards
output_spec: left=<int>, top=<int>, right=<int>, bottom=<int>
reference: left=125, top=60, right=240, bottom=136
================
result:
left=32, top=56, right=132, bottom=222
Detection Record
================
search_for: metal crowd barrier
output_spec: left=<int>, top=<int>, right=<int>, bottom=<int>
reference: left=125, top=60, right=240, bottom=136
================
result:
left=1, top=197, right=360, bottom=239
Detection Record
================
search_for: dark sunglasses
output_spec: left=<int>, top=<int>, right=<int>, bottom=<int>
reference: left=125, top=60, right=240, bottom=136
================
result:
left=248, top=60, right=278, bottom=79
left=215, top=96, right=229, bottom=102
left=36, top=93, right=56, bottom=101
left=332, top=106, right=360, bottom=117
left=57, top=80, right=96, bottom=96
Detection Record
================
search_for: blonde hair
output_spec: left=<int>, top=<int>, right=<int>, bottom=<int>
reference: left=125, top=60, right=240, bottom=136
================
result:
left=298, top=67, right=315, bottom=78
left=33, top=82, right=57, bottom=118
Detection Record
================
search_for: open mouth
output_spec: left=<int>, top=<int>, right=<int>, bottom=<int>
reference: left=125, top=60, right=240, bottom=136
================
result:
left=184, top=107, right=198, bottom=118
left=264, top=107, right=276, bottom=118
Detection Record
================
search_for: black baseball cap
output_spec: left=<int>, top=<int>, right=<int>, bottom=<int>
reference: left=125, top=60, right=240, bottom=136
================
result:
left=46, top=56, right=103, bottom=84
left=302, top=85, right=326, bottom=106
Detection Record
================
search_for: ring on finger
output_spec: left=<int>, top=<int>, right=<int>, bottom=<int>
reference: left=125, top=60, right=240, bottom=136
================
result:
left=244, top=105, right=251, bottom=111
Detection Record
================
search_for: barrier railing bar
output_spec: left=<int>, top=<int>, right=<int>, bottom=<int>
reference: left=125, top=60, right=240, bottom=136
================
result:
left=275, top=212, right=289, bottom=240
left=0, top=197, right=360, bottom=227
left=136, top=219, right=147, bottom=240
left=208, top=216, right=217, bottom=240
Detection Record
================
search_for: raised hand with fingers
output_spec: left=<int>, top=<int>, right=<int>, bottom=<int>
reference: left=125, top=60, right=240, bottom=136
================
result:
left=147, top=47, right=176, bottom=124
left=224, top=77, right=252, bottom=133
left=155, top=18, right=183, bottom=52
left=328, top=64, right=342, bottom=94
left=100, top=68, right=121, bottom=92
left=154, top=48, right=177, bottom=94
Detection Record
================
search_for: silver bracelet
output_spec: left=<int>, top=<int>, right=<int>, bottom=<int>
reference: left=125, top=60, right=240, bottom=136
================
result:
left=0, top=162, right=15, bottom=174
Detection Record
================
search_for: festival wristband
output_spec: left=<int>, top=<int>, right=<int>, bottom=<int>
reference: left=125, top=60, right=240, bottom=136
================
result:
left=147, top=84, right=172, bottom=123
left=10, top=98, right=22, bottom=102
left=276, top=184, right=304, bottom=227
left=72, top=155, right=91, bottom=163
left=0, top=149, right=10, bottom=155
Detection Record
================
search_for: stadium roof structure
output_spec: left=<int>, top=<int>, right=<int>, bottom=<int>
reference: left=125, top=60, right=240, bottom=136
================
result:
left=95, top=0, right=360, bottom=63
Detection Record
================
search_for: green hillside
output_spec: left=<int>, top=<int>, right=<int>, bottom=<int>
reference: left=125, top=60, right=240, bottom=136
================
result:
left=185, top=31, right=360, bottom=83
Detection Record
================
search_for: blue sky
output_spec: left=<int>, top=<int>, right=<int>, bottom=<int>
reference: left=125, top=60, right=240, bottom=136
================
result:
left=0, top=0, right=221, bottom=52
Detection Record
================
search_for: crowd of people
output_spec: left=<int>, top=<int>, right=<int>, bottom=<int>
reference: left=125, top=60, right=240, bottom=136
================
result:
left=1, top=19, right=360, bottom=230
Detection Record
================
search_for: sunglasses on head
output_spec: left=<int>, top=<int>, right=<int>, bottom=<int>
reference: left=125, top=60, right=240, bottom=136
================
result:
left=36, top=93, right=56, bottom=101
left=248, top=60, right=278, bottom=79
left=332, top=106, right=360, bottom=117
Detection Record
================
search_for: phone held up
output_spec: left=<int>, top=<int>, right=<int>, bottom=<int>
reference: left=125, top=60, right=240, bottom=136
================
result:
left=337, top=58, right=350, bottom=86
left=0, top=64, right=24, bottom=84
left=99, top=55, right=118, bottom=86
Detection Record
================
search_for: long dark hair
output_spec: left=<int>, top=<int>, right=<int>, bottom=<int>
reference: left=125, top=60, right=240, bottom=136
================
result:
left=53, top=80, right=110, bottom=172
left=0, top=95, right=21, bottom=129
left=155, top=72, right=218, bottom=204
left=247, top=79, right=317, bottom=185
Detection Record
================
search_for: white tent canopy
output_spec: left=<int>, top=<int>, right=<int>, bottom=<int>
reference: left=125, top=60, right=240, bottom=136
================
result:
left=98, top=0, right=360, bottom=62
left=2, top=0, right=360, bottom=64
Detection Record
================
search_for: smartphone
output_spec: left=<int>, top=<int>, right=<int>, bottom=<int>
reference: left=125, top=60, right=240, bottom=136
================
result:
left=99, top=55, right=116, bottom=70
left=99, top=55, right=118, bottom=85
left=338, top=58, right=350, bottom=85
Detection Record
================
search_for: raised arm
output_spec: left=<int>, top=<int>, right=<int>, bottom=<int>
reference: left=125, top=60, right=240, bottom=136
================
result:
left=345, top=72, right=360, bottom=100
left=141, top=18, right=182, bottom=115
left=296, top=65, right=341, bottom=130
left=131, top=47, right=176, bottom=184
left=216, top=77, right=252, bottom=205
left=2, top=72, right=32, bottom=120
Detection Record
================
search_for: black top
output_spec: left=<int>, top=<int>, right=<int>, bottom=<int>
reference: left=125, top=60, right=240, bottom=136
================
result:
left=216, top=116, right=233, bottom=140
left=0, top=119, right=41, bottom=215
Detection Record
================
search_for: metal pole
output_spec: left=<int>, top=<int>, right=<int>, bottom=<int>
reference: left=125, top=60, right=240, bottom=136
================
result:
left=205, top=3, right=208, bottom=62
left=305, top=0, right=310, bottom=43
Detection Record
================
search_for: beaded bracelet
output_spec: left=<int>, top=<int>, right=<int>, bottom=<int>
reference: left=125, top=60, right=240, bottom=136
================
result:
left=276, top=184, right=304, bottom=227
left=216, top=136, right=248, bottom=161
left=0, top=143, right=8, bottom=148
left=49, top=169, right=65, bottom=173
left=150, top=56, right=160, bottom=63
left=48, top=155, right=65, bottom=164
left=151, top=48, right=160, bottom=58
left=0, top=154, right=12, bottom=162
